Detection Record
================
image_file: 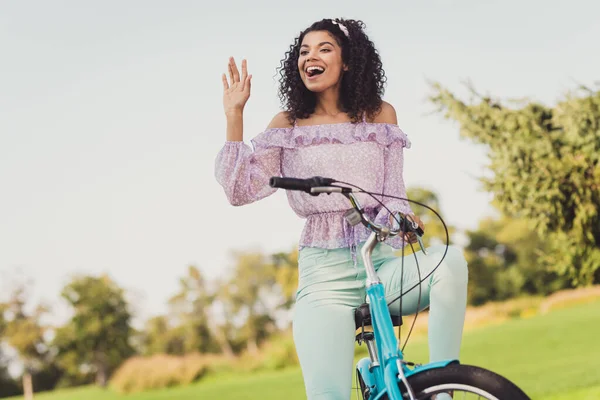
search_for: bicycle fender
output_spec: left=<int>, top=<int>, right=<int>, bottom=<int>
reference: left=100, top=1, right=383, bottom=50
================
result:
left=357, top=357, right=380, bottom=398
left=374, top=360, right=460, bottom=400
left=405, top=359, right=460, bottom=378
left=358, top=359, right=460, bottom=399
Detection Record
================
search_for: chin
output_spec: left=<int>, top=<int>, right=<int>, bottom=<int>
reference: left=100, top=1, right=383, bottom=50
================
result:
left=303, top=81, right=334, bottom=93
left=305, top=86, right=326, bottom=93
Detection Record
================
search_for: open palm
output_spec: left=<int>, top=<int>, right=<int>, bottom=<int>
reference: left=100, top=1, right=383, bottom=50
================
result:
left=222, top=57, right=252, bottom=115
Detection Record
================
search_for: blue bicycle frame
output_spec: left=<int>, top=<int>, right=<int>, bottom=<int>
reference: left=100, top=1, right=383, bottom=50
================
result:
left=348, top=203, right=458, bottom=400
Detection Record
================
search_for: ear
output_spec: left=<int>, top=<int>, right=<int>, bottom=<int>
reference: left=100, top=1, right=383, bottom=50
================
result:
left=343, top=64, right=349, bottom=71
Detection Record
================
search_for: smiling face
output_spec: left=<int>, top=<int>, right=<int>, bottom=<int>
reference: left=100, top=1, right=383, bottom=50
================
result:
left=297, top=30, right=348, bottom=93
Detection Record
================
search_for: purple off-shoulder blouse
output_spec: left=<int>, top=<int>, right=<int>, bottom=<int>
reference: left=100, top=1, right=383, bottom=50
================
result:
left=215, top=121, right=413, bottom=251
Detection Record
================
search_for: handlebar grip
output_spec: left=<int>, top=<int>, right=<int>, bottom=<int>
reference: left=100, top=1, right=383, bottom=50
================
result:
left=269, top=177, right=313, bottom=193
left=269, top=176, right=336, bottom=194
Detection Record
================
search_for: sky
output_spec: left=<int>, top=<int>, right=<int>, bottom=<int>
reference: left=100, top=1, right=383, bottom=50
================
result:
left=1, top=0, right=598, bottom=325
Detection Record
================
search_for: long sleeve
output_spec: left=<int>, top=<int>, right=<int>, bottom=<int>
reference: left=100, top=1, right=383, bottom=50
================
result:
left=374, top=140, right=413, bottom=248
left=215, top=140, right=281, bottom=206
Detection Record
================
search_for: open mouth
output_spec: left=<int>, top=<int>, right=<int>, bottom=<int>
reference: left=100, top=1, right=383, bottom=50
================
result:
left=305, top=65, right=325, bottom=78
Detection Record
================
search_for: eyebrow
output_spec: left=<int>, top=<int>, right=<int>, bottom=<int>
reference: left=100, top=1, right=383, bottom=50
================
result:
left=300, top=41, right=335, bottom=48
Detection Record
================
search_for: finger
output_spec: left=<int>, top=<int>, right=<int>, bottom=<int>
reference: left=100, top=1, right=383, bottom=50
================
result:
left=228, top=60, right=235, bottom=85
left=222, top=73, right=229, bottom=90
left=244, top=74, right=252, bottom=92
left=230, top=58, right=240, bottom=82
left=416, top=217, right=424, bottom=230
left=241, top=59, right=248, bottom=83
left=408, top=233, right=417, bottom=244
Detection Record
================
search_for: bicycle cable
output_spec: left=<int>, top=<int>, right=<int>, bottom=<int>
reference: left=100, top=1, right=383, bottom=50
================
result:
left=338, top=183, right=424, bottom=350
left=331, top=180, right=450, bottom=350
left=330, top=181, right=450, bottom=298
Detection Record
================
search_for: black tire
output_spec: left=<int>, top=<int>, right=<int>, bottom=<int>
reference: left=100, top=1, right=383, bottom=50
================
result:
left=389, top=364, right=531, bottom=399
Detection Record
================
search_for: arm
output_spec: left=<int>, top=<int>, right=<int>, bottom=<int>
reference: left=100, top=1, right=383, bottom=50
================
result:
left=217, top=57, right=282, bottom=206
left=215, top=112, right=291, bottom=206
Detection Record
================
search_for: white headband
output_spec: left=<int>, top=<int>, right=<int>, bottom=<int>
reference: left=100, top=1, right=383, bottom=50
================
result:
left=331, top=20, right=349, bottom=38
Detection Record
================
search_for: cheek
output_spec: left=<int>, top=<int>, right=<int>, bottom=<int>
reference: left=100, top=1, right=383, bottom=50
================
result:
left=297, top=56, right=306, bottom=69
left=325, top=54, right=343, bottom=72
left=327, top=63, right=343, bottom=79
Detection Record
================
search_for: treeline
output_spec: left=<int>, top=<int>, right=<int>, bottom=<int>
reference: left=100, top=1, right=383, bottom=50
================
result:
left=0, top=249, right=298, bottom=398
left=1, top=83, right=598, bottom=397
left=0, top=188, right=592, bottom=398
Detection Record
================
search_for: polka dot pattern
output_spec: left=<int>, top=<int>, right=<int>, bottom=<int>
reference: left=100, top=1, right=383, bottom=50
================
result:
left=215, top=122, right=413, bottom=250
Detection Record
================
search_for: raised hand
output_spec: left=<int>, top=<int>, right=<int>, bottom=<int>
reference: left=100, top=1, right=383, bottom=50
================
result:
left=222, top=57, right=252, bottom=116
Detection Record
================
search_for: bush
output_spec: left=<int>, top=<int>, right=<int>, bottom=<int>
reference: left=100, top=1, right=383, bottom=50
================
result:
left=109, top=335, right=301, bottom=393
left=234, top=333, right=299, bottom=373
left=540, top=285, right=600, bottom=313
left=254, top=334, right=298, bottom=371
left=109, top=353, right=230, bottom=394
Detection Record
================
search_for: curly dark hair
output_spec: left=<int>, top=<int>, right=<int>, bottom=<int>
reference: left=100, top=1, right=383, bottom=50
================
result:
left=276, top=18, right=387, bottom=124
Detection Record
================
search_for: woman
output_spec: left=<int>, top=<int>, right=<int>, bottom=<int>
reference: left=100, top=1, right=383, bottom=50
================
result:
left=216, top=18, right=468, bottom=400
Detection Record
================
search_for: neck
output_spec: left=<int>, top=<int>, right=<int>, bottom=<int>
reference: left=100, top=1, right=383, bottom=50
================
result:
left=314, top=85, right=344, bottom=116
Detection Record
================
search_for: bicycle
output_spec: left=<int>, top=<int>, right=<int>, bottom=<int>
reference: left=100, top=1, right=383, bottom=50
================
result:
left=269, top=176, right=531, bottom=400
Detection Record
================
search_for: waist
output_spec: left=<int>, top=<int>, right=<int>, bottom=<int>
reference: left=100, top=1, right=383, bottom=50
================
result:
left=300, top=208, right=378, bottom=250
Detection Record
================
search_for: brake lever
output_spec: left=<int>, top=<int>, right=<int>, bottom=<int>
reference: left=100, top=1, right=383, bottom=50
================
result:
left=394, top=213, right=428, bottom=255
left=416, top=235, right=427, bottom=255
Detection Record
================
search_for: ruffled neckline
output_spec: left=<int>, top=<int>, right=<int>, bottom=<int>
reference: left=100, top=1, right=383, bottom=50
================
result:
left=251, top=122, right=411, bottom=150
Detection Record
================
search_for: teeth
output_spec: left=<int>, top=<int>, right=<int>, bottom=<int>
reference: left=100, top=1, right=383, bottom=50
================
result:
left=306, top=66, right=324, bottom=73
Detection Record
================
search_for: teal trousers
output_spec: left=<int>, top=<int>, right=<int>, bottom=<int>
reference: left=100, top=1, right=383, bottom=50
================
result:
left=292, top=243, right=468, bottom=400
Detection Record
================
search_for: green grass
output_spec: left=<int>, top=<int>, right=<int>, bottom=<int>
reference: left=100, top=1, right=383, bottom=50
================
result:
left=8, top=301, right=600, bottom=400
left=400, top=300, right=600, bottom=399
left=544, top=385, right=600, bottom=400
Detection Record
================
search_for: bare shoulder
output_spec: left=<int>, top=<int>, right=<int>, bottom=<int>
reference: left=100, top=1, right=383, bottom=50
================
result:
left=371, top=101, right=398, bottom=124
left=267, top=111, right=293, bottom=129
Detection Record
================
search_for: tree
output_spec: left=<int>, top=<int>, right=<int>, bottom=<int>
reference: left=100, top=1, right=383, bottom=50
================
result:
left=142, top=266, right=234, bottom=358
left=493, top=217, right=573, bottom=295
left=167, top=266, right=224, bottom=355
left=430, top=83, right=600, bottom=285
left=0, top=302, right=21, bottom=398
left=54, top=275, right=135, bottom=387
left=220, top=252, right=279, bottom=355
left=168, top=266, right=217, bottom=354
left=0, top=301, right=5, bottom=335
left=464, top=216, right=572, bottom=305
left=142, top=315, right=186, bottom=356
left=0, top=363, right=20, bottom=399
left=2, top=284, right=49, bottom=400
left=406, top=187, right=457, bottom=249
left=271, top=248, right=299, bottom=311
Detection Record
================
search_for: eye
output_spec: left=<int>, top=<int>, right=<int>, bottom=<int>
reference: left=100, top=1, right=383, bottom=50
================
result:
left=300, top=50, right=308, bottom=56
left=321, top=48, right=331, bottom=52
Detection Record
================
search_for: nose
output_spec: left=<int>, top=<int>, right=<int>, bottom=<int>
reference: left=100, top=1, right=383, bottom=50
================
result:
left=306, top=49, right=319, bottom=60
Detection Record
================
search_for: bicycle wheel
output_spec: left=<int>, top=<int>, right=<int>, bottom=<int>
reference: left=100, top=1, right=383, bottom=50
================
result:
left=391, top=364, right=530, bottom=400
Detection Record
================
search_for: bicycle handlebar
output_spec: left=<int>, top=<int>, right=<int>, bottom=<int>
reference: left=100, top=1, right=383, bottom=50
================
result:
left=269, top=176, right=424, bottom=245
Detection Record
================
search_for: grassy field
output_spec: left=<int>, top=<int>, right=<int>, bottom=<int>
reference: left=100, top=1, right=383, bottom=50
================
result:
left=8, top=300, right=600, bottom=400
